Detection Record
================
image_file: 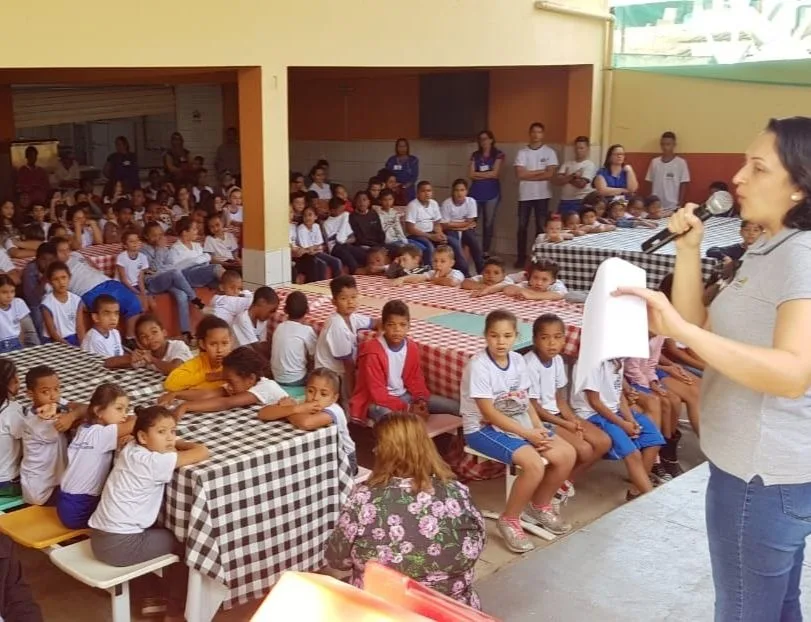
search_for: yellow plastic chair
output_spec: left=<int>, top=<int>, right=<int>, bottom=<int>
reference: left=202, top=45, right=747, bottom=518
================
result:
left=0, top=505, right=88, bottom=549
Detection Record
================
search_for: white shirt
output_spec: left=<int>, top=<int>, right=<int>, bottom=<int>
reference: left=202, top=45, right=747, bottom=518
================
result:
left=152, top=340, right=193, bottom=370
left=0, top=401, right=24, bottom=483
left=323, top=213, right=353, bottom=250
left=228, top=205, right=244, bottom=224
left=0, top=249, right=14, bottom=273
left=21, top=407, right=67, bottom=505
left=88, top=442, right=178, bottom=534
left=41, top=292, right=82, bottom=338
left=211, top=292, right=256, bottom=346
left=468, top=274, right=514, bottom=285
left=559, top=159, right=597, bottom=201
left=645, top=156, right=690, bottom=210
left=116, top=251, right=149, bottom=287
left=519, top=279, right=568, bottom=295
left=288, top=223, right=299, bottom=246
left=308, top=183, right=332, bottom=200
left=296, top=223, right=324, bottom=249
left=379, top=335, right=407, bottom=397
left=203, top=233, right=238, bottom=260
left=314, top=312, right=374, bottom=375
left=325, top=403, right=356, bottom=458
left=571, top=360, right=624, bottom=419
left=440, top=197, right=477, bottom=223
left=405, top=199, right=442, bottom=234
left=248, top=377, right=289, bottom=405
left=271, top=320, right=317, bottom=384
left=0, top=299, right=30, bottom=341
left=515, top=145, right=559, bottom=201
left=168, top=240, right=210, bottom=271
left=66, top=252, right=108, bottom=296
left=425, top=269, right=464, bottom=286
left=60, top=424, right=119, bottom=495
left=524, top=352, right=567, bottom=415
left=460, top=350, right=532, bottom=435
left=81, top=328, right=123, bottom=358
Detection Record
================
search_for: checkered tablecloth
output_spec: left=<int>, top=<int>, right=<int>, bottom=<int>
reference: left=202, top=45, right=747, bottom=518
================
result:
left=0, top=342, right=165, bottom=404
left=166, top=408, right=353, bottom=609
left=533, top=217, right=739, bottom=290
left=12, top=243, right=123, bottom=278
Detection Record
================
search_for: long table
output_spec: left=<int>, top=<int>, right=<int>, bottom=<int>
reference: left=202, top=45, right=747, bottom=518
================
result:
left=532, top=217, right=739, bottom=290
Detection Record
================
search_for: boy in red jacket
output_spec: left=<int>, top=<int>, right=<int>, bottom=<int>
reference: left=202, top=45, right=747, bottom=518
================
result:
left=350, top=299, right=459, bottom=423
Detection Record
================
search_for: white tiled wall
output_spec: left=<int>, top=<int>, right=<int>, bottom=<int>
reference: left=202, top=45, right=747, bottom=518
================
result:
left=290, top=140, right=603, bottom=258
left=174, top=85, right=223, bottom=184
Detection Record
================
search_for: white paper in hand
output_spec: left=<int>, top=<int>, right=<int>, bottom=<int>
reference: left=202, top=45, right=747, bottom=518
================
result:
left=574, top=258, right=649, bottom=393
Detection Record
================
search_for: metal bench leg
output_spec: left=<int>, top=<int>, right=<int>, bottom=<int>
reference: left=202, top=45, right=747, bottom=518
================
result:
left=110, top=581, right=131, bottom=622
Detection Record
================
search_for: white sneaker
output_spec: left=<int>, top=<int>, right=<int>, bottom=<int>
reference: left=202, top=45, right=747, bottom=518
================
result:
left=497, top=518, right=535, bottom=553
left=523, top=505, right=572, bottom=535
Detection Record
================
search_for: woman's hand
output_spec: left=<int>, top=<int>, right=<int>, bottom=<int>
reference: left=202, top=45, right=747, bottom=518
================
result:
left=613, top=287, right=690, bottom=340
left=668, top=203, right=705, bottom=251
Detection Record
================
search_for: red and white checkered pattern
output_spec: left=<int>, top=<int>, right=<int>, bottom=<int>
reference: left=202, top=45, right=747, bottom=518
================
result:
left=13, top=242, right=123, bottom=277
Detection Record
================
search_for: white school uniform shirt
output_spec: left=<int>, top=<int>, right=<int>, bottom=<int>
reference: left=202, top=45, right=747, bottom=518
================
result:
left=405, top=199, right=442, bottom=234
left=308, top=183, right=332, bottom=200
left=440, top=197, right=477, bottom=223
left=296, top=223, right=324, bottom=249
left=379, top=335, right=407, bottom=397
left=168, top=240, right=210, bottom=271
left=288, top=223, right=299, bottom=246
left=571, top=359, right=624, bottom=419
left=228, top=205, right=244, bottom=224
left=468, top=274, right=514, bottom=285
left=523, top=352, right=567, bottom=416
left=314, top=312, right=374, bottom=375
left=559, top=159, right=597, bottom=201
left=325, top=403, right=356, bottom=458
left=519, top=279, right=568, bottom=295
left=152, top=340, right=193, bottom=371
left=66, top=252, right=108, bottom=296
left=20, top=406, right=68, bottom=505
left=81, top=328, right=123, bottom=358
left=425, top=269, right=464, bottom=286
left=203, top=232, right=239, bottom=260
left=323, top=213, right=353, bottom=251
left=460, top=351, right=532, bottom=435
left=0, top=299, right=30, bottom=341
left=88, top=442, right=178, bottom=534
left=248, top=377, right=289, bottom=405
left=40, top=292, right=82, bottom=339
left=71, top=227, right=94, bottom=248
left=116, top=251, right=149, bottom=287
left=60, top=423, right=119, bottom=496
left=514, top=145, right=559, bottom=201
left=211, top=291, right=256, bottom=346
left=0, top=248, right=14, bottom=273
left=0, top=401, right=25, bottom=483
left=271, top=320, right=317, bottom=384
left=645, top=156, right=690, bottom=210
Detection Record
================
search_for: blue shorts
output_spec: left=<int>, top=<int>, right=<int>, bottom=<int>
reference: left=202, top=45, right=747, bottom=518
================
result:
left=465, top=425, right=530, bottom=465
left=0, top=338, right=22, bottom=353
left=655, top=368, right=669, bottom=380
left=81, top=280, right=143, bottom=318
left=56, top=491, right=100, bottom=529
left=46, top=334, right=79, bottom=347
left=557, top=199, right=582, bottom=216
left=630, top=382, right=652, bottom=395
left=587, top=411, right=665, bottom=460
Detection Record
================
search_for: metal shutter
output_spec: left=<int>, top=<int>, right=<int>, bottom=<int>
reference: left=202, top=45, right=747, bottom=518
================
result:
left=12, top=86, right=176, bottom=128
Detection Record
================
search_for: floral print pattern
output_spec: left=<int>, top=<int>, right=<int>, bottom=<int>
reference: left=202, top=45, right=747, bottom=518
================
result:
left=325, top=476, right=486, bottom=609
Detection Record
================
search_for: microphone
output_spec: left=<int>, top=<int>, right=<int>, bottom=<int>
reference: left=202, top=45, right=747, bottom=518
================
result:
left=641, top=191, right=735, bottom=253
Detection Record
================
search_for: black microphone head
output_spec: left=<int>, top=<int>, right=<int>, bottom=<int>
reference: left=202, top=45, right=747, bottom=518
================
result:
left=706, top=190, right=735, bottom=215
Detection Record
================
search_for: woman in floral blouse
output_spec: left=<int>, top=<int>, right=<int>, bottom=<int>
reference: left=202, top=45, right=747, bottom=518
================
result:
left=325, top=413, right=486, bottom=609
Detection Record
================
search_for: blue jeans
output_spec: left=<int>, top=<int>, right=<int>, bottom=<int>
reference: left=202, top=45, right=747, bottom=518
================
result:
left=707, top=462, right=811, bottom=622
left=407, top=236, right=434, bottom=265
left=475, top=197, right=500, bottom=254
left=147, top=270, right=197, bottom=334
left=368, top=392, right=460, bottom=422
left=442, top=234, right=470, bottom=278
left=182, top=264, right=221, bottom=289
left=331, top=244, right=367, bottom=275
left=315, top=252, right=343, bottom=278
left=459, top=229, right=484, bottom=275
left=517, top=199, right=550, bottom=264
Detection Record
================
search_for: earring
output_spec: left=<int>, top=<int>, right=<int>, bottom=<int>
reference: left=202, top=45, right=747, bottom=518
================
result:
left=791, top=193, right=803, bottom=202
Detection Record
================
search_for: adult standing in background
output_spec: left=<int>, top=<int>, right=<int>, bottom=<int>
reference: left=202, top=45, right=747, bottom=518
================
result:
left=514, top=122, right=558, bottom=269
left=617, top=117, right=811, bottom=622
left=646, top=131, right=691, bottom=211
left=594, top=144, right=638, bottom=198
left=15, top=146, right=51, bottom=206
left=215, top=127, right=241, bottom=185
left=103, top=136, right=140, bottom=194
left=163, top=132, right=192, bottom=185
left=554, top=136, right=597, bottom=216
left=469, top=130, right=504, bottom=257
left=53, top=148, right=81, bottom=188
left=384, top=138, right=419, bottom=203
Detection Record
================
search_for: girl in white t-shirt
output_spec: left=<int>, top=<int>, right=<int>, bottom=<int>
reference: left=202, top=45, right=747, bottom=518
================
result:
left=461, top=310, right=575, bottom=553
left=116, top=231, right=154, bottom=314
left=0, top=275, right=30, bottom=353
left=88, top=405, right=208, bottom=617
left=56, top=383, right=135, bottom=529
left=173, top=346, right=288, bottom=417
left=41, top=261, right=86, bottom=347
left=226, top=188, right=244, bottom=224
left=203, top=212, right=240, bottom=268
left=0, top=360, right=24, bottom=498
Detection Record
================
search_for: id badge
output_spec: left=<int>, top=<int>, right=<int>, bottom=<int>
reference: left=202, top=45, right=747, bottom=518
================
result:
left=479, top=164, right=490, bottom=172
left=393, top=164, right=403, bottom=171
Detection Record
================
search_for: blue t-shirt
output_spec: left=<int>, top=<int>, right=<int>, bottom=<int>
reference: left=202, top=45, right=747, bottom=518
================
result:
left=384, top=155, right=419, bottom=202
left=596, top=167, right=628, bottom=190
left=469, top=149, right=504, bottom=202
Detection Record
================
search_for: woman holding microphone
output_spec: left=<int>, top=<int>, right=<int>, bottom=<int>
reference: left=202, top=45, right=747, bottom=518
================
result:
left=618, top=116, right=811, bottom=621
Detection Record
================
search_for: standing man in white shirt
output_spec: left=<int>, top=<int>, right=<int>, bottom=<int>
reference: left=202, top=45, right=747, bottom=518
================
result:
left=645, top=131, right=690, bottom=211
left=514, top=122, right=559, bottom=268
left=554, top=136, right=597, bottom=216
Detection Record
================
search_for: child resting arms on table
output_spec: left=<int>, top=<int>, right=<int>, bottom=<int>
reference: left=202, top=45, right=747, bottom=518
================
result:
left=503, top=259, right=568, bottom=301
left=163, top=316, right=232, bottom=393
left=106, top=314, right=192, bottom=375
left=461, top=256, right=514, bottom=297
left=394, top=244, right=464, bottom=287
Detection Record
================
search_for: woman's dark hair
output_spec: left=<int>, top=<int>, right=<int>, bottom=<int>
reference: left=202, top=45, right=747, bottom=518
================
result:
left=115, top=136, right=131, bottom=152
left=474, top=130, right=497, bottom=156
left=528, top=257, right=560, bottom=279
left=309, top=164, right=326, bottom=178
left=394, top=138, right=410, bottom=156
left=0, top=359, right=17, bottom=412
left=86, top=383, right=128, bottom=425
left=532, top=313, right=564, bottom=337
left=195, top=315, right=230, bottom=342
left=603, top=144, right=625, bottom=169
left=315, top=159, right=329, bottom=169
left=222, top=346, right=266, bottom=380
left=382, top=299, right=410, bottom=324
left=451, top=178, right=468, bottom=190
left=133, top=405, right=174, bottom=444
left=352, top=191, right=371, bottom=210
left=484, top=309, right=518, bottom=334
left=767, top=117, right=811, bottom=230
left=284, top=290, right=309, bottom=320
